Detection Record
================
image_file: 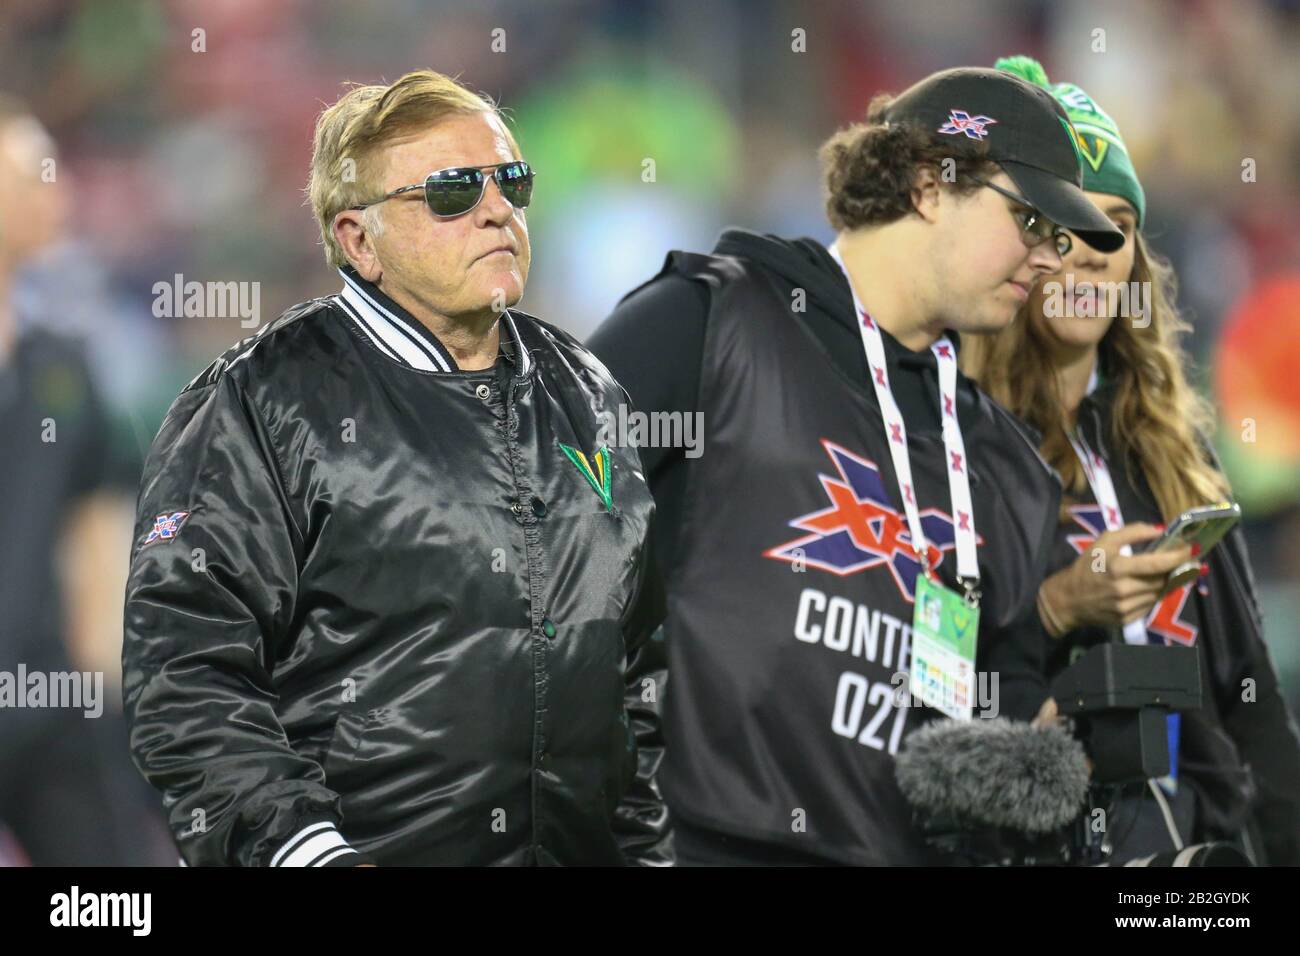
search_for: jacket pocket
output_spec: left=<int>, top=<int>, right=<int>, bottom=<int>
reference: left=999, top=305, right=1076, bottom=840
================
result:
left=322, top=708, right=390, bottom=786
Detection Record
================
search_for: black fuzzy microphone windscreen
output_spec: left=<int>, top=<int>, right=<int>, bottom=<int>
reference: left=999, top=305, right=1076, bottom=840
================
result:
left=895, top=718, right=1090, bottom=835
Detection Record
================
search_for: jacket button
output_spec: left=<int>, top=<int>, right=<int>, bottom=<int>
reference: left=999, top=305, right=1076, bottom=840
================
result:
left=542, top=618, right=556, bottom=639
left=475, top=383, right=491, bottom=401
left=531, top=497, right=547, bottom=517
left=510, top=501, right=522, bottom=516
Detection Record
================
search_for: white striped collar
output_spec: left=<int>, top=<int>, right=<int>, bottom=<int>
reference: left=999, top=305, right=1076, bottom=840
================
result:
left=499, top=308, right=532, bottom=377
left=336, top=267, right=530, bottom=376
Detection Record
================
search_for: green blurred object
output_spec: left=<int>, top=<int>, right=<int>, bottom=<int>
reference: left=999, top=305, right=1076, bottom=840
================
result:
left=511, top=56, right=739, bottom=229
left=69, top=0, right=166, bottom=86
left=1213, top=425, right=1300, bottom=514
left=1258, top=585, right=1300, bottom=717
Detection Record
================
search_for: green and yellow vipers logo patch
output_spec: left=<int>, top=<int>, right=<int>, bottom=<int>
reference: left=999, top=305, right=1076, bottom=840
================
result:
left=560, top=443, right=613, bottom=511
left=1074, top=131, right=1110, bottom=173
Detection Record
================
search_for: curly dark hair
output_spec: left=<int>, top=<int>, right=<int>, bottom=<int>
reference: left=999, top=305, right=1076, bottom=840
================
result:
left=820, top=93, right=997, bottom=231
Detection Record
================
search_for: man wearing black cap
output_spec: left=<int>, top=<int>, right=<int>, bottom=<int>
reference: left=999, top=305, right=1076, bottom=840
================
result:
left=587, top=67, right=1124, bottom=864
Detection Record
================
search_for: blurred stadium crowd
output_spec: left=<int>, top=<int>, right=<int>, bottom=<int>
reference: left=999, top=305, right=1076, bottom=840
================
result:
left=0, top=0, right=1296, bottom=864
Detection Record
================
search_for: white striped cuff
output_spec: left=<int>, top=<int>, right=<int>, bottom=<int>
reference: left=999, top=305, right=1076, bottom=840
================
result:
left=271, top=821, right=361, bottom=867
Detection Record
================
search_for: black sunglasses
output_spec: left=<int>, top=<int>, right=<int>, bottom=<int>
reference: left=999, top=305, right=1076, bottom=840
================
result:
left=969, top=176, right=1072, bottom=257
left=352, top=161, right=535, bottom=219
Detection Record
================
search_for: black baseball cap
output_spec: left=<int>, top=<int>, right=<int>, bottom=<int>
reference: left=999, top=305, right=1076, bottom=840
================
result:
left=882, top=67, right=1124, bottom=252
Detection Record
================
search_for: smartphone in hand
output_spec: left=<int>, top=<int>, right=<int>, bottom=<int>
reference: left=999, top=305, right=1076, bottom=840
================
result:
left=1137, top=502, right=1241, bottom=557
left=1138, top=501, right=1241, bottom=591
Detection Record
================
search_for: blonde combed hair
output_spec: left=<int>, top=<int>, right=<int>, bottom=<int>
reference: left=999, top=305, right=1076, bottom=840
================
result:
left=306, top=70, right=520, bottom=269
left=961, top=233, right=1230, bottom=522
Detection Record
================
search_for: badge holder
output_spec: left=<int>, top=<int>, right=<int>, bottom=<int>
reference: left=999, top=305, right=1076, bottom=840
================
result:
left=909, top=553, right=981, bottom=722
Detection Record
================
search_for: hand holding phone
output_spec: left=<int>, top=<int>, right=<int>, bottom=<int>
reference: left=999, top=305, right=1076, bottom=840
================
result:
left=1136, top=502, right=1241, bottom=557
left=1040, top=524, right=1192, bottom=632
left=1136, top=501, right=1241, bottom=591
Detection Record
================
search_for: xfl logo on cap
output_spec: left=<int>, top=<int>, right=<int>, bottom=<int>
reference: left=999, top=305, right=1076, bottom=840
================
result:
left=938, top=109, right=997, bottom=140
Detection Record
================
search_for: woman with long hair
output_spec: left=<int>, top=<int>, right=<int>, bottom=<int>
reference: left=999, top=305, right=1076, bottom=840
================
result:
left=963, top=56, right=1300, bottom=864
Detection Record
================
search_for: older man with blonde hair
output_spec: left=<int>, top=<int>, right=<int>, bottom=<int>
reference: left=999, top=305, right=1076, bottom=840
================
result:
left=123, top=70, right=670, bottom=866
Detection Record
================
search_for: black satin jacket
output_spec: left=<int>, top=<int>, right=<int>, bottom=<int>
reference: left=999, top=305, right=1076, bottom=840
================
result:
left=122, top=268, right=670, bottom=867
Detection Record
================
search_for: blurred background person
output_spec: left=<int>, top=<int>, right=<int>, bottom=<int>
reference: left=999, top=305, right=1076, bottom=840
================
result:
left=963, top=56, right=1300, bottom=865
left=0, top=95, right=172, bottom=865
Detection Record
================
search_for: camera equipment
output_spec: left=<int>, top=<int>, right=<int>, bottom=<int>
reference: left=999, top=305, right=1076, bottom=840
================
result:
left=897, top=643, right=1250, bottom=865
left=1051, top=643, right=1199, bottom=783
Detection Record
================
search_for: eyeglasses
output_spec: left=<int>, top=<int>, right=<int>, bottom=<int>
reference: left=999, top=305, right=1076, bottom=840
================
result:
left=969, top=176, right=1072, bottom=257
left=351, top=161, right=535, bottom=219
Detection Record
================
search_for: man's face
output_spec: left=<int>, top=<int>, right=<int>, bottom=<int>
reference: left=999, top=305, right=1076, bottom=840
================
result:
left=352, top=111, right=531, bottom=318
left=928, top=170, right=1065, bottom=334
left=1028, top=189, right=1138, bottom=350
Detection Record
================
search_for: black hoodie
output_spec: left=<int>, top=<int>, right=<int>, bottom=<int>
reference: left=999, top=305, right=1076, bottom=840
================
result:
left=588, top=229, right=1063, bottom=864
left=590, top=229, right=983, bottom=579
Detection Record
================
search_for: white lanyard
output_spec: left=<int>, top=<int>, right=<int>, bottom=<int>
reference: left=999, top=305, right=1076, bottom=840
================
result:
left=830, top=246, right=980, bottom=601
left=1068, top=372, right=1148, bottom=644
